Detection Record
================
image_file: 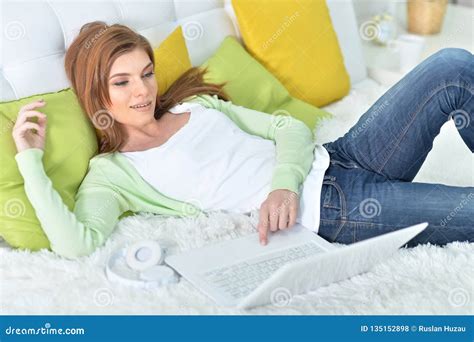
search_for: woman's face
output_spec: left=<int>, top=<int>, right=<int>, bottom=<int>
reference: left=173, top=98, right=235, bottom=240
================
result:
left=107, top=48, right=158, bottom=129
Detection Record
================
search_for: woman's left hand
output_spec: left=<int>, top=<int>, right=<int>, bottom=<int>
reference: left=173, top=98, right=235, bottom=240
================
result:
left=257, top=189, right=299, bottom=246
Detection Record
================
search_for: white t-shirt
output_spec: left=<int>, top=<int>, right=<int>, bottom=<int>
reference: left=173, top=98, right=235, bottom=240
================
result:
left=121, top=102, right=330, bottom=233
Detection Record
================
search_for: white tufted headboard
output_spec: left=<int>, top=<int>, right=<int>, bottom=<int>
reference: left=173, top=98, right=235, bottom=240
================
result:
left=0, top=0, right=366, bottom=102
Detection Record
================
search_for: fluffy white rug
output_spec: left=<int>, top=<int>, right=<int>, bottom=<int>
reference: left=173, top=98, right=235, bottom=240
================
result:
left=1, top=79, right=472, bottom=315
left=1, top=211, right=472, bottom=315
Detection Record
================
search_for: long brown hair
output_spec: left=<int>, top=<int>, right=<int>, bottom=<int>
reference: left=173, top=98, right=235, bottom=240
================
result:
left=64, top=21, right=228, bottom=153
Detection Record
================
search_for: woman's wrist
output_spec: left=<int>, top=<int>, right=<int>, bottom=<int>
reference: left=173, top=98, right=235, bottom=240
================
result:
left=14, top=148, right=45, bottom=180
left=15, top=147, right=44, bottom=161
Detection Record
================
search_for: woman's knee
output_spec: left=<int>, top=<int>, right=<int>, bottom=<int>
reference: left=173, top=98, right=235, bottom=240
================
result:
left=428, top=48, right=473, bottom=75
left=434, top=47, right=472, bottom=60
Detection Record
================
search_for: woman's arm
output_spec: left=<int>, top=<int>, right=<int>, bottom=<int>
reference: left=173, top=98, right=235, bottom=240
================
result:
left=194, top=94, right=316, bottom=195
left=193, top=94, right=317, bottom=245
left=15, top=148, right=128, bottom=258
left=12, top=100, right=128, bottom=258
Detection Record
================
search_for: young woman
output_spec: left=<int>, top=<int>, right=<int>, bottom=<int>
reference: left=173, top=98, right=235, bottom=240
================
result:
left=12, top=22, right=473, bottom=259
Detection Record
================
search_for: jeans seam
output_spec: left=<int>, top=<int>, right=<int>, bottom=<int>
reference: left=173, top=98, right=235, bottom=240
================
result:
left=321, top=219, right=379, bottom=227
left=319, top=219, right=394, bottom=228
left=377, top=82, right=471, bottom=175
left=321, top=219, right=472, bottom=231
left=323, top=205, right=340, bottom=209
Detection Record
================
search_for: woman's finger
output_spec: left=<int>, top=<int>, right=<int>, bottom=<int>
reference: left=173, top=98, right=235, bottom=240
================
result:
left=278, top=205, right=289, bottom=230
left=288, top=204, right=297, bottom=228
left=14, top=122, right=41, bottom=135
left=258, top=206, right=270, bottom=245
left=36, top=120, right=47, bottom=137
left=14, top=110, right=47, bottom=128
left=19, top=100, right=46, bottom=115
left=269, top=204, right=279, bottom=232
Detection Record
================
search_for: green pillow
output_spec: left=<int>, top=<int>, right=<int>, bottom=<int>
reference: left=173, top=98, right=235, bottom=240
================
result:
left=201, top=36, right=332, bottom=131
left=0, top=88, right=98, bottom=250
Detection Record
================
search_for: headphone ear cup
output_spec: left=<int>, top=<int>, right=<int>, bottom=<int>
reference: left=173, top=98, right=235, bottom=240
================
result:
left=125, top=240, right=163, bottom=271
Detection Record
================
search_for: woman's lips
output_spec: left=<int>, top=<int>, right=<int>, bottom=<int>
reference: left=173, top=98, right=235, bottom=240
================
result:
left=130, top=101, right=152, bottom=112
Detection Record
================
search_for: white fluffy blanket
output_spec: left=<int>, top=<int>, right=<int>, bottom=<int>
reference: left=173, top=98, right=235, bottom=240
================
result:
left=1, top=79, right=472, bottom=315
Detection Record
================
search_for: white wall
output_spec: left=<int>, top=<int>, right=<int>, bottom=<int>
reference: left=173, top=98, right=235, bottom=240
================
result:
left=351, top=0, right=469, bottom=31
left=352, top=0, right=407, bottom=30
left=456, top=0, right=473, bottom=7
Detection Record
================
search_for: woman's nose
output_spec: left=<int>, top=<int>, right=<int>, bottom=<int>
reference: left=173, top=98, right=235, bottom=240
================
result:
left=133, top=79, right=150, bottom=97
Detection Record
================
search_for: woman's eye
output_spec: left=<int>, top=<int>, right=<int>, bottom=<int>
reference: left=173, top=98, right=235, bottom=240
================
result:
left=112, top=72, right=154, bottom=87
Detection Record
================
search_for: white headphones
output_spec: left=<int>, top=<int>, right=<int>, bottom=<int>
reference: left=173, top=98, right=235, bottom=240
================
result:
left=126, top=240, right=178, bottom=284
left=125, top=240, right=164, bottom=271
left=106, top=239, right=179, bottom=287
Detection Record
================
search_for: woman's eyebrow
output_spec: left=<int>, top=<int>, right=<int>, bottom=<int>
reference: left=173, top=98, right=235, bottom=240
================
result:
left=109, top=62, right=153, bottom=79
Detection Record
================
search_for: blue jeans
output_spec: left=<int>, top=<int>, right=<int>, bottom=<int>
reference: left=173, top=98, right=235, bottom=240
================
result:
left=319, top=48, right=474, bottom=247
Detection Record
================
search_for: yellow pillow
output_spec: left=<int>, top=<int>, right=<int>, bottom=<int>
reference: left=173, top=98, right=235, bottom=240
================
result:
left=232, top=0, right=350, bottom=107
left=153, top=26, right=192, bottom=95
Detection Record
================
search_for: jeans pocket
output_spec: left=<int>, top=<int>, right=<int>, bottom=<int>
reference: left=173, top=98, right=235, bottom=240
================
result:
left=319, top=177, right=348, bottom=242
left=322, top=177, right=345, bottom=211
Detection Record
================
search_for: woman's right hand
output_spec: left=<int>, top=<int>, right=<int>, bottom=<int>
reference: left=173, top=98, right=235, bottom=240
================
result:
left=12, top=99, right=48, bottom=153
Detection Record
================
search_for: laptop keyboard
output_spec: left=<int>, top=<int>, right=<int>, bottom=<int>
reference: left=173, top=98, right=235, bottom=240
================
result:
left=201, top=242, right=325, bottom=299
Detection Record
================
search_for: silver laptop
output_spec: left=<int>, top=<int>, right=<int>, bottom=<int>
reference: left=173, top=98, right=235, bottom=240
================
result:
left=165, top=222, right=428, bottom=309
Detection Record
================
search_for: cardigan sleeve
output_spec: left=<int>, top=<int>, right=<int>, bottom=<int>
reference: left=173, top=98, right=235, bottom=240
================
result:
left=15, top=148, right=128, bottom=259
left=193, top=95, right=316, bottom=195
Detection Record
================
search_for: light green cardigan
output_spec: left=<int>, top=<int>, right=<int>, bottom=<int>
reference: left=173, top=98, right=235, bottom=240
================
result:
left=15, top=94, right=316, bottom=258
